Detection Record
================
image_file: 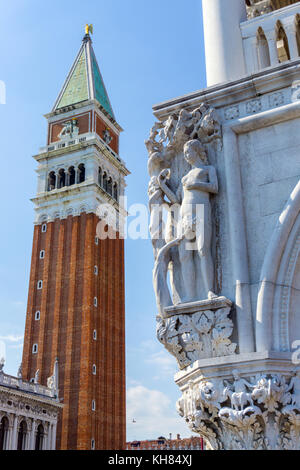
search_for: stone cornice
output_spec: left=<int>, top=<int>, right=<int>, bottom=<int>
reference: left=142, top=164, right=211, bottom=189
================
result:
left=34, top=136, right=130, bottom=177
left=152, top=59, right=300, bottom=119
left=0, top=385, right=63, bottom=410
left=31, top=182, right=121, bottom=212
left=45, top=99, right=123, bottom=134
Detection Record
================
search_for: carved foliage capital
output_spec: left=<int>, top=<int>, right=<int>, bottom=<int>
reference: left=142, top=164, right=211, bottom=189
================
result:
left=157, top=300, right=236, bottom=369
left=177, top=371, right=300, bottom=450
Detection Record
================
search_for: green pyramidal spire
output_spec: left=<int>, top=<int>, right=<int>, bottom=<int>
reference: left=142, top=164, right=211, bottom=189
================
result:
left=53, top=32, right=115, bottom=119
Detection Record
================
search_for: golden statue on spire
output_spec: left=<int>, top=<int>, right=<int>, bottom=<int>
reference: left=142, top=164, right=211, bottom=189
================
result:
left=85, top=24, right=93, bottom=35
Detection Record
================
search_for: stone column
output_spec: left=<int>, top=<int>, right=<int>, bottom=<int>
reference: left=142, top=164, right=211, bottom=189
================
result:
left=223, top=127, right=255, bottom=353
left=51, top=422, right=57, bottom=450
left=43, top=423, right=49, bottom=450
left=55, top=172, right=59, bottom=190
left=30, top=420, right=36, bottom=450
left=202, top=0, right=247, bottom=85
left=265, top=30, right=279, bottom=66
left=175, top=354, right=300, bottom=450
left=6, top=422, right=13, bottom=450
left=46, top=423, right=52, bottom=450
left=11, top=415, right=18, bottom=450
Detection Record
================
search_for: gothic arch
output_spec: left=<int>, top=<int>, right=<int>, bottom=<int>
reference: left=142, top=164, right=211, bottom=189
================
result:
left=0, top=416, right=9, bottom=450
left=276, top=21, right=291, bottom=63
left=257, top=27, right=271, bottom=69
left=256, top=179, right=300, bottom=352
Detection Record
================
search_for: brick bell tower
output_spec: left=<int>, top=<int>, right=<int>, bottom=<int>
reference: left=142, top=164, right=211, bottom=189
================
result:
left=21, top=27, right=129, bottom=450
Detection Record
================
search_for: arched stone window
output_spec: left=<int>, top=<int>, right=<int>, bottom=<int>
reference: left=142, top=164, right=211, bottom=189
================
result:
left=77, top=164, right=85, bottom=184
left=35, top=424, right=44, bottom=450
left=107, top=178, right=113, bottom=196
left=103, top=172, right=108, bottom=192
left=276, top=21, right=290, bottom=63
left=0, top=416, right=9, bottom=450
left=113, top=182, right=119, bottom=201
left=17, top=420, right=27, bottom=450
left=68, top=166, right=76, bottom=186
left=257, top=27, right=271, bottom=69
left=98, top=167, right=102, bottom=187
left=48, top=172, right=56, bottom=191
left=57, top=169, right=66, bottom=189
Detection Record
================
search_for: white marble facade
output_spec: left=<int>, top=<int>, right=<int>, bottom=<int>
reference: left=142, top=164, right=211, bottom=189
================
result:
left=148, top=0, right=300, bottom=450
left=0, top=364, right=62, bottom=450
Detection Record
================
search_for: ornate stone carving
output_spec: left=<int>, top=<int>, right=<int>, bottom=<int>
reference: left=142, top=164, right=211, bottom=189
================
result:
left=157, top=298, right=236, bottom=369
left=246, top=0, right=274, bottom=19
left=47, top=358, right=59, bottom=398
left=34, top=369, right=40, bottom=385
left=269, top=92, right=284, bottom=108
left=58, top=119, right=79, bottom=141
left=224, top=105, right=240, bottom=121
left=177, top=370, right=300, bottom=450
left=291, top=80, right=300, bottom=102
left=145, top=104, right=222, bottom=316
left=246, top=99, right=262, bottom=114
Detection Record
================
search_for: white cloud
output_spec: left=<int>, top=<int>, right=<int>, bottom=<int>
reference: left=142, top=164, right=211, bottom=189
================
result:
left=0, top=335, right=24, bottom=343
left=126, top=385, right=191, bottom=442
left=145, top=349, right=177, bottom=377
left=8, top=343, right=24, bottom=350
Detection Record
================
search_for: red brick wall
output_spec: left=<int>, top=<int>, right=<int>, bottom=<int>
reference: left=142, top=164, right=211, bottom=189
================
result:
left=95, top=113, right=119, bottom=154
left=22, top=213, right=126, bottom=450
left=48, top=111, right=119, bottom=156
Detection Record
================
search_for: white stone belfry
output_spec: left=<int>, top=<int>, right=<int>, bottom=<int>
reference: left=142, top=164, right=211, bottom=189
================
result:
left=147, top=0, right=300, bottom=451
left=202, top=0, right=247, bottom=86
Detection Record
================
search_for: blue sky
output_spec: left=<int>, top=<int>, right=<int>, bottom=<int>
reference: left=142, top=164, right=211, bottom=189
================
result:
left=0, top=0, right=206, bottom=442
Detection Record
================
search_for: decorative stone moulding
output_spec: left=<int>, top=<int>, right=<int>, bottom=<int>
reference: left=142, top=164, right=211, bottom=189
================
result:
left=176, top=357, right=300, bottom=450
left=147, top=93, right=300, bottom=449
left=157, top=297, right=236, bottom=369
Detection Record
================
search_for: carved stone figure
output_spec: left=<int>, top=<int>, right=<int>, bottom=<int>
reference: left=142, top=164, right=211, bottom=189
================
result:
left=177, top=139, right=218, bottom=302
left=146, top=103, right=221, bottom=315
left=47, top=358, right=59, bottom=397
left=228, top=370, right=255, bottom=410
left=285, top=370, right=300, bottom=409
left=58, top=119, right=79, bottom=140
left=103, top=128, right=112, bottom=144
left=34, top=369, right=40, bottom=385
left=0, top=358, right=5, bottom=373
